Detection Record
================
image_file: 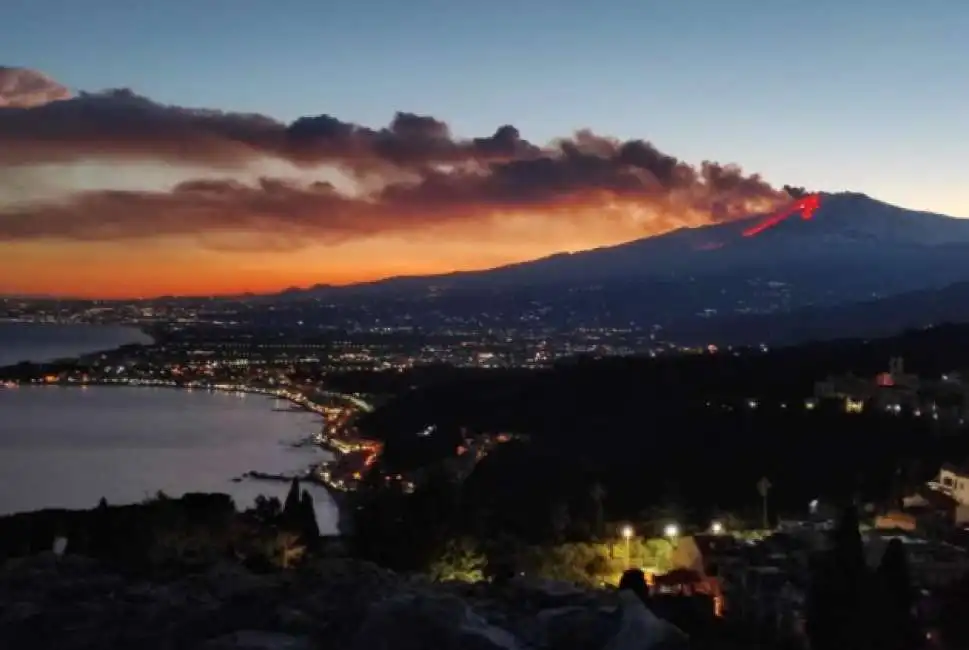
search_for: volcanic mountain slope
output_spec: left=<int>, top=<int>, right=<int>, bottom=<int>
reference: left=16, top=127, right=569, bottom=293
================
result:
left=467, top=192, right=969, bottom=284
left=288, top=192, right=969, bottom=307
left=671, top=280, right=969, bottom=346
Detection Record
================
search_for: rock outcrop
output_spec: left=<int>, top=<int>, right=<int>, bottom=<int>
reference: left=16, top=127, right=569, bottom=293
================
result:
left=0, top=553, right=689, bottom=650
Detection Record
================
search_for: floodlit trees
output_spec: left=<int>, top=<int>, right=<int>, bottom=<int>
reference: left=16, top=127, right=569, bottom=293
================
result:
left=427, top=537, right=486, bottom=583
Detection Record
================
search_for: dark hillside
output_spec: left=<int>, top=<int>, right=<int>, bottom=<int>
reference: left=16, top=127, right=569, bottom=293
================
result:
left=357, top=324, right=969, bottom=523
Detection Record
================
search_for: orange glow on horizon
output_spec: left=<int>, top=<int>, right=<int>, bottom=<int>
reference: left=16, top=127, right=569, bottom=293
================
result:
left=0, top=219, right=655, bottom=298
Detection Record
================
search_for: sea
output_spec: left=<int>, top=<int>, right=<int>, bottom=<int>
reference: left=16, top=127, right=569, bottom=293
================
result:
left=0, top=322, right=154, bottom=367
left=0, top=323, right=339, bottom=533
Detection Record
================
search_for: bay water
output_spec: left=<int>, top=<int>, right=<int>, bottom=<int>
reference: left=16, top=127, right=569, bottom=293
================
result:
left=0, top=323, right=339, bottom=533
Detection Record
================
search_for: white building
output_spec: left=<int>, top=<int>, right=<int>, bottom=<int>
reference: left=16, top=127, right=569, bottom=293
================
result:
left=934, top=464, right=969, bottom=506
left=923, top=463, right=969, bottom=526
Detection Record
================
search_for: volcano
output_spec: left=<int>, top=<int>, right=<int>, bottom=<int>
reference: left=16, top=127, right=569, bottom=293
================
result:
left=276, top=192, right=969, bottom=328
left=377, top=192, right=969, bottom=288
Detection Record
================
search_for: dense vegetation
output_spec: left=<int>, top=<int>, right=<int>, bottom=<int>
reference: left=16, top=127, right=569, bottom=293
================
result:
left=0, top=480, right=321, bottom=574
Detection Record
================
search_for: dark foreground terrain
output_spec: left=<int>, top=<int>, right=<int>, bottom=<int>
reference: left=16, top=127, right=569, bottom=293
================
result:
left=0, top=492, right=720, bottom=650
left=1, top=550, right=728, bottom=650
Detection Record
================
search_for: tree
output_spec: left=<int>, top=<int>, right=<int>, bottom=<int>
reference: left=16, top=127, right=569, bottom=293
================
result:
left=806, top=505, right=872, bottom=650
left=888, top=466, right=905, bottom=510
left=832, top=505, right=865, bottom=579
left=589, top=482, right=606, bottom=538
left=299, top=490, right=320, bottom=542
left=875, top=539, right=920, bottom=650
left=427, top=537, right=486, bottom=583
left=283, top=477, right=301, bottom=524
left=549, top=501, right=571, bottom=543
left=267, top=531, right=306, bottom=569
left=756, top=476, right=772, bottom=529
left=642, top=538, right=674, bottom=573
left=246, top=495, right=282, bottom=527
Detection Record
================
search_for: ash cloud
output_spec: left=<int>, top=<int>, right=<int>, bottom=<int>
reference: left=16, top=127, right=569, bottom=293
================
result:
left=0, top=87, right=539, bottom=169
left=0, top=68, right=804, bottom=246
left=782, top=185, right=811, bottom=199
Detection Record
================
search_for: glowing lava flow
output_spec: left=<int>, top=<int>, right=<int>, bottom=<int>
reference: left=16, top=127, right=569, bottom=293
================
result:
left=742, top=194, right=822, bottom=237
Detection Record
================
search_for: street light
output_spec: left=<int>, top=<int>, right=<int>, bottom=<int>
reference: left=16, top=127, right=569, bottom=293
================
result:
left=621, top=525, right=634, bottom=567
left=710, top=520, right=724, bottom=535
left=663, top=523, right=679, bottom=539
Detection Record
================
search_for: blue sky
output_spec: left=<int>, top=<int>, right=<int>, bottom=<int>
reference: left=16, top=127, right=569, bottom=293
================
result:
left=4, top=0, right=969, bottom=215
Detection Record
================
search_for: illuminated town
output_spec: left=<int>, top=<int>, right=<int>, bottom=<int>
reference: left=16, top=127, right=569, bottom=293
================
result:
left=5, top=299, right=969, bottom=647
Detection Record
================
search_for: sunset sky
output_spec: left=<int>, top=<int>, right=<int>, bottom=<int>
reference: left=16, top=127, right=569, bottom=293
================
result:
left=2, top=0, right=968, bottom=298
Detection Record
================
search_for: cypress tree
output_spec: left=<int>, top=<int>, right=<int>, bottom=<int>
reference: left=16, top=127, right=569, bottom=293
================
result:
left=300, top=490, right=320, bottom=541
left=807, top=504, right=871, bottom=650
left=282, top=477, right=301, bottom=528
left=832, top=505, right=865, bottom=577
left=91, top=496, right=112, bottom=558
left=806, top=554, right=836, bottom=650
left=876, top=539, right=920, bottom=649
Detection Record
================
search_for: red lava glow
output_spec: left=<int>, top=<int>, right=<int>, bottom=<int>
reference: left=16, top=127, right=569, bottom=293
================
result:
left=742, top=194, right=822, bottom=237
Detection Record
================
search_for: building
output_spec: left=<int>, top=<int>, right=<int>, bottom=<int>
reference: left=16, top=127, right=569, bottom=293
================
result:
left=924, top=463, right=969, bottom=526
left=900, top=487, right=962, bottom=532
left=815, top=357, right=969, bottom=421
left=934, top=463, right=969, bottom=506
left=900, top=462, right=969, bottom=529
left=815, top=357, right=920, bottom=412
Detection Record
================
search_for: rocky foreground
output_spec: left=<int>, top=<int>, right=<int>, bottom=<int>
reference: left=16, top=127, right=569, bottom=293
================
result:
left=0, top=553, right=689, bottom=650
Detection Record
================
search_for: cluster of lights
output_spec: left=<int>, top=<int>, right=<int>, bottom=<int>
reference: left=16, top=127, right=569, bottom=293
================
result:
left=619, top=520, right=725, bottom=541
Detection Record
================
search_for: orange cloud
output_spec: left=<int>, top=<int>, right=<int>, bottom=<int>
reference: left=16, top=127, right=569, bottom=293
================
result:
left=0, top=67, right=71, bottom=108
left=0, top=168, right=791, bottom=246
left=0, top=68, right=807, bottom=249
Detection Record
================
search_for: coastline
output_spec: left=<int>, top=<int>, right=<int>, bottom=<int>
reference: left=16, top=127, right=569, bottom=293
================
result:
left=2, top=379, right=357, bottom=524
left=0, top=323, right=364, bottom=531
